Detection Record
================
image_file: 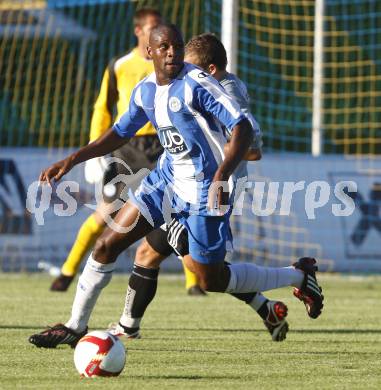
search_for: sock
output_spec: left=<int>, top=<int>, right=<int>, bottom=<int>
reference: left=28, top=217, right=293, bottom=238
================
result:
left=252, top=294, right=270, bottom=320
left=225, top=260, right=269, bottom=318
left=230, top=291, right=258, bottom=304
left=61, top=214, right=104, bottom=276
left=230, top=291, right=270, bottom=319
left=119, top=264, right=159, bottom=333
left=248, top=292, right=268, bottom=311
left=226, top=263, right=304, bottom=294
left=182, top=260, right=198, bottom=290
left=65, top=255, right=115, bottom=332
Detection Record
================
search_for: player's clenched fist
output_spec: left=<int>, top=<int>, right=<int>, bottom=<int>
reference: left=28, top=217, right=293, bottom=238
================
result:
left=39, top=157, right=74, bottom=186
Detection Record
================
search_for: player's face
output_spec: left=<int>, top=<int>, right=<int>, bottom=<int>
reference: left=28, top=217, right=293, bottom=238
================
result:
left=148, top=28, right=185, bottom=83
left=136, top=15, right=161, bottom=48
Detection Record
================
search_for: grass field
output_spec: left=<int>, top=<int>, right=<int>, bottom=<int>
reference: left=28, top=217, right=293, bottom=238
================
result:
left=1, top=273, right=381, bottom=389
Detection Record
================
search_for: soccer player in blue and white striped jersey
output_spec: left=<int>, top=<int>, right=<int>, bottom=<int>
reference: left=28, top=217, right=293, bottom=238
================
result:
left=29, top=24, right=323, bottom=349
left=108, top=33, right=288, bottom=342
left=112, top=56, right=247, bottom=219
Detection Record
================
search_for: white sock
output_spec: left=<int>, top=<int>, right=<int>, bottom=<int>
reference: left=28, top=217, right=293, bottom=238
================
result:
left=226, top=264, right=304, bottom=294
left=249, top=292, right=268, bottom=311
left=65, top=255, right=115, bottom=332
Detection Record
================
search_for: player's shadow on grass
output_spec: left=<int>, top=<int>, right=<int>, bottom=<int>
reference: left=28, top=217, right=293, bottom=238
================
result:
left=144, top=327, right=381, bottom=335
left=130, top=374, right=243, bottom=380
left=290, top=328, right=381, bottom=334
left=2, top=325, right=380, bottom=335
left=0, top=325, right=47, bottom=330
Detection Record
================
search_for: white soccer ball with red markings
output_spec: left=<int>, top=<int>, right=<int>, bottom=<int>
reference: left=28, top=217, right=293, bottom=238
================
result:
left=74, top=331, right=126, bottom=377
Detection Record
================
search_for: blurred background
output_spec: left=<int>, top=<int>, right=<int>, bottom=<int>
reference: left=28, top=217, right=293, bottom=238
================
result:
left=1, top=0, right=380, bottom=273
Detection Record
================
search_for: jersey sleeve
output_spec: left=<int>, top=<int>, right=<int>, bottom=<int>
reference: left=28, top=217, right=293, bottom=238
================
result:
left=221, top=79, right=263, bottom=150
left=89, top=68, right=113, bottom=142
left=112, top=85, right=149, bottom=138
left=192, top=75, right=246, bottom=131
left=221, top=79, right=249, bottom=115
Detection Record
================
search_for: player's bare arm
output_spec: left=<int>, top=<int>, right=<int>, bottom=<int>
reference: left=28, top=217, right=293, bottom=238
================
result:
left=217, top=118, right=253, bottom=179
left=209, top=118, right=253, bottom=209
left=39, top=128, right=128, bottom=185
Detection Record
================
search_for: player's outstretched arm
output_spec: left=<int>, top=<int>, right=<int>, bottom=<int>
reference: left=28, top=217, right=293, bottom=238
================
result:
left=39, top=128, right=128, bottom=185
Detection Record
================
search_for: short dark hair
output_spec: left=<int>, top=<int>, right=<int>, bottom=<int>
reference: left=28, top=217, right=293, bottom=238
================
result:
left=149, top=23, right=183, bottom=43
left=185, top=33, right=227, bottom=70
left=134, top=8, right=161, bottom=27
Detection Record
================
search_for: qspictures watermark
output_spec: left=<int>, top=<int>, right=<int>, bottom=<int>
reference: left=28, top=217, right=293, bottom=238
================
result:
left=26, top=158, right=358, bottom=233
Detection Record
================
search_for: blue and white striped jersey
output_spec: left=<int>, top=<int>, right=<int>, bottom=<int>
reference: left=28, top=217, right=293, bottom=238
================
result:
left=220, top=72, right=261, bottom=149
left=113, top=63, right=247, bottom=210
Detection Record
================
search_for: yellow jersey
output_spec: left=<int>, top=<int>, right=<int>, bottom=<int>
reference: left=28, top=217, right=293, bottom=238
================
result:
left=89, top=48, right=155, bottom=141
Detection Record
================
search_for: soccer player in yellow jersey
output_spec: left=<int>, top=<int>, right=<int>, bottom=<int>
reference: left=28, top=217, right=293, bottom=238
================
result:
left=50, top=8, right=203, bottom=296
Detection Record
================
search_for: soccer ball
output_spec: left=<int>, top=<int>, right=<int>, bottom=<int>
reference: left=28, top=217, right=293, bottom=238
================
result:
left=74, top=331, right=126, bottom=377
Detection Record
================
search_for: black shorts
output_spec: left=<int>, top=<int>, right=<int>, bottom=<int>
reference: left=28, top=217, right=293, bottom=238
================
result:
left=102, top=135, right=163, bottom=203
left=146, top=219, right=190, bottom=258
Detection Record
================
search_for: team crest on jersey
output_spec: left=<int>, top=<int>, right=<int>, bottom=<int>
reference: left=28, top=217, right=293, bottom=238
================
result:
left=169, top=97, right=182, bottom=112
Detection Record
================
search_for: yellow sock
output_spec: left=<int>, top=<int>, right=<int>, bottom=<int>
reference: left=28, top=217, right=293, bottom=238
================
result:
left=182, top=260, right=199, bottom=290
left=61, top=214, right=105, bottom=277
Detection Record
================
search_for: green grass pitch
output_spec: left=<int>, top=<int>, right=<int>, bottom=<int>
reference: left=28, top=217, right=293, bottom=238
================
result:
left=1, top=273, right=381, bottom=389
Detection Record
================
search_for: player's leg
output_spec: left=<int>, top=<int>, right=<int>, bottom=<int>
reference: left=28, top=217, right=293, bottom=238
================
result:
left=185, top=253, right=320, bottom=329
left=50, top=160, right=121, bottom=292
left=225, top=258, right=323, bottom=318
left=29, top=201, right=155, bottom=348
left=161, top=220, right=205, bottom=295
left=230, top=290, right=289, bottom=342
left=108, top=233, right=169, bottom=338
left=108, top=220, right=203, bottom=338
left=164, top=217, right=288, bottom=340
left=184, top=249, right=302, bottom=292
left=182, top=261, right=206, bottom=296
left=163, top=218, right=205, bottom=295
left=50, top=208, right=106, bottom=291
left=183, top=215, right=323, bottom=317
left=114, top=137, right=203, bottom=295
left=105, top=141, right=169, bottom=337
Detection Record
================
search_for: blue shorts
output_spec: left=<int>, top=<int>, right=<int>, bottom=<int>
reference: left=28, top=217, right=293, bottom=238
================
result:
left=130, top=169, right=230, bottom=264
left=181, top=214, right=230, bottom=264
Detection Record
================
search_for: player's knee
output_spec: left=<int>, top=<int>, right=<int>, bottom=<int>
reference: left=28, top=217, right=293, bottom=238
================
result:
left=197, top=273, right=224, bottom=292
left=93, top=237, right=119, bottom=263
left=135, top=240, right=163, bottom=268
